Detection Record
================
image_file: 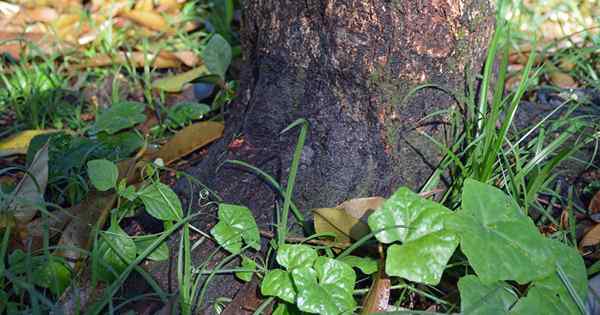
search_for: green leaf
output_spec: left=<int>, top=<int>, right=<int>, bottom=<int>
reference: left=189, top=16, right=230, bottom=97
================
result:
left=292, top=257, right=356, bottom=315
left=95, top=223, right=136, bottom=282
left=168, top=102, right=211, bottom=127
left=87, top=159, right=118, bottom=191
left=446, top=179, right=556, bottom=284
left=510, top=241, right=587, bottom=315
left=152, top=66, right=210, bottom=92
left=277, top=244, right=318, bottom=270
left=235, top=256, right=256, bottom=282
left=338, top=255, right=378, bottom=275
left=201, top=34, right=232, bottom=79
left=138, top=182, right=183, bottom=221
left=261, top=269, right=296, bottom=304
left=97, top=131, right=144, bottom=159
left=367, top=187, right=458, bottom=284
left=458, top=275, right=518, bottom=315
left=209, top=203, right=260, bottom=254
left=32, top=256, right=72, bottom=296
left=95, top=101, right=146, bottom=134
left=134, top=235, right=169, bottom=261
left=272, top=303, right=304, bottom=315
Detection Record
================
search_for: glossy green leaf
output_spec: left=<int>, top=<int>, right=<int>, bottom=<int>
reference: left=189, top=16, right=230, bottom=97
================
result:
left=201, top=34, right=232, bottom=79
left=338, top=255, right=378, bottom=275
left=134, top=235, right=169, bottom=261
left=33, top=256, right=72, bottom=296
left=277, top=244, right=318, bottom=270
left=168, top=102, right=211, bottom=128
left=87, top=159, right=118, bottom=191
left=446, top=179, right=556, bottom=284
left=458, top=275, right=518, bottom=315
left=95, top=101, right=146, bottom=134
left=272, top=303, right=304, bottom=315
left=510, top=240, right=587, bottom=315
left=97, top=131, right=144, bottom=159
left=95, top=223, right=136, bottom=282
left=261, top=269, right=296, bottom=304
left=292, top=257, right=356, bottom=315
left=367, top=187, right=458, bottom=284
left=210, top=203, right=260, bottom=254
left=235, top=256, right=256, bottom=282
left=138, top=182, right=183, bottom=221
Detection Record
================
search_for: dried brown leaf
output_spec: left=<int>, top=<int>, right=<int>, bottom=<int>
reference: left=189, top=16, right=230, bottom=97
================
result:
left=581, top=224, right=600, bottom=248
left=590, top=191, right=600, bottom=214
left=313, top=197, right=384, bottom=243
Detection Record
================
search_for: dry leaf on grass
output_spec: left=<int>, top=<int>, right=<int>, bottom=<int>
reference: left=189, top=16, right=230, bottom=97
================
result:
left=590, top=191, right=600, bottom=214
left=0, top=129, right=57, bottom=157
left=313, top=197, right=385, bottom=243
left=549, top=71, right=578, bottom=89
left=581, top=224, right=600, bottom=248
left=361, top=263, right=390, bottom=314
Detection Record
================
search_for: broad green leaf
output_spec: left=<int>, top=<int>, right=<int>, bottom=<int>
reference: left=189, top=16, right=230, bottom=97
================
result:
left=338, top=255, right=378, bottom=275
left=95, top=223, right=136, bottom=282
left=168, top=102, right=211, bottom=127
left=235, top=256, right=256, bottom=282
left=367, top=187, right=457, bottom=284
left=292, top=257, right=356, bottom=315
left=201, top=34, right=232, bottom=79
left=446, top=179, right=556, bottom=284
left=277, top=244, right=318, bottom=270
left=272, top=303, right=304, bottom=315
left=95, top=101, right=146, bottom=134
left=97, top=131, right=144, bottom=159
left=261, top=269, right=296, bottom=303
left=138, top=182, right=183, bottom=221
left=458, top=275, right=517, bottom=315
left=87, top=159, right=118, bottom=191
left=152, top=66, right=210, bottom=92
left=385, top=230, right=458, bottom=285
left=510, top=240, right=587, bottom=315
left=210, top=203, right=260, bottom=254
left=134, top=235, right=169, bottom=261
left=33, top=257, right=72, bottom=296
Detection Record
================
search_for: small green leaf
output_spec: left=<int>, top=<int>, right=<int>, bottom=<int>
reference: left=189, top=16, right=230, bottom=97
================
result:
left=97, top=131, right=144, bottom=159
left=33, top=257, right=72, bottom=296
left=87, top=159, right=119, bottom=191
left=446, top=179, right=556, bottom=284
left=292, top=257, right=356, bottom=315
left=134, top=235, right=169, bottom=261
left=235, top=256, right=256, bottom=282
left=168, top=102, right=211, bottom=127
left=261, top=269, right=296, bottom=304
left=209, top=203, right=260, bottom=254
left=338, top=255, right=378, bottom=275
left=367, top=187, right=458, bottom=284
left=458, top=275, right=518, bottom=315
left=201, top=34, right=232, bottom=79
left=95, top=224, right=136, bottom=282
left=118, top=183, right=137, bottom=202
left=138, top=182, right=183, bottom=221
left=277, top=244, right=318, bottom=270
left=95, top=102, right=146, bottom=134
left=152, top=66, right=210, bottom=92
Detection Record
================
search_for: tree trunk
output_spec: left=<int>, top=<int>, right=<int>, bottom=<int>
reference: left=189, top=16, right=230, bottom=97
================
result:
left=171, top=0, right=494, bottom=310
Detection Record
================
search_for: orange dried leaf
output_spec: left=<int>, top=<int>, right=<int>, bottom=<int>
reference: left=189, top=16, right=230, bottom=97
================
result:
left=134, top=0, right=154, bottom=11
left=590, top=191, right=600, bottom=214
left=22, top=6, right=58, bottom=22
left=173, top=51, right=200, bottom=67
left=120, top=10, right=173, bottom=33
left=361, top=267, right=390, bottom=314
left=549, top=71, right=578, bottom=89
left=313, top=197, right=384, bottom=243
left=84, top=52, right=180, bottom=68
left=581, top=224, right=600, bottom=248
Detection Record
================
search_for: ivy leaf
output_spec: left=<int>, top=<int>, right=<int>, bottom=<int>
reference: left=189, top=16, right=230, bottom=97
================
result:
left=235, top=256, right=256, bottom=282
left=95, top=101, right=146, bottom=135
left=292, top=257, right=356, bottom=315
left=138, top=182, right=183, bottom=221
left=367, top=187, right=458, bottom=285
left=94, top=223, right=136, bottom=282
left=277, top=244, right=318, bottom=270
left=509, top=240, right=587, bottom=315
left=168, top=102, right=211, bottom=128
left=446, top=179, right=556, bottom=284
left=134, top=235, right=169, bottom=261
left=272, top=303, right=304, bottom=315
left=458, top=275, right=518, bottom=315
left=87, top=159, right=119, bottom=191
left=201, top=34, right=232, bottom=79
left=210, top=203, right=260, bottom=254
left=338, top=255, right=378, bottom=275
left=32, top=256, right=72, bottom=296
left=261, top=269, right=296, bottom=304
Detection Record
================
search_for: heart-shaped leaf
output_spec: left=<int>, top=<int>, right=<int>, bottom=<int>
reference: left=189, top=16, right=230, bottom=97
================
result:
left=201, top=34, right=231, bottom=79
left=458, top=275, right=518, bottom=315
left=261, top=269, right=296, bottom=303
left=235, top=256, right=256, bottom=282
left=94, top=223, right=136, bottom=282
left=277, top=244, right=318, bottom=270
left=138, top=182, right=183, bottom=221
left=87, top=159, right=118, bottom=191
left=368, top=187, right=458, bottom=285
left=95, top=101, right=146, bottom=135
left=134, top=235, right=169, bottom=261
left=338, top=255, right=378, bottom=275
left=210, top=203, right=260, bottom=254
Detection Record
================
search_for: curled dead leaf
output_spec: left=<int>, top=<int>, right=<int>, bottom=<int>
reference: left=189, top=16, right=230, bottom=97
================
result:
left=549, top=71, right=578, bottom=89
left=361, top=262, right=390, bottom=314
left=313, top=197, right=385, bottom=243
left=590, top=191, right=600, bottom=214
left=120, top=10, right=174, bottom=34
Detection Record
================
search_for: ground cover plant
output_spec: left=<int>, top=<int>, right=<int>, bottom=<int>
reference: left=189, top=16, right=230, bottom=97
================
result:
left=0, top=0, right=599, bottom=314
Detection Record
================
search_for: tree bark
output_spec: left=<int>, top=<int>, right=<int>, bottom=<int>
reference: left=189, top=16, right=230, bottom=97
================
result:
left=171, top=0, right=495, bottom=310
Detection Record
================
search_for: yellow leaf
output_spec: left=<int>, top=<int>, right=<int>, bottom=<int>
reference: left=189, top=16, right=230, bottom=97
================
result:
left=313, top=197, right=385, bottom=243
left=0, top=129, right=57, bottom=157
left=120, top=10, right=173, bottom=33
left=134, top=0, right=154, bottom=11
left=152, top=66, right=210, bottom=92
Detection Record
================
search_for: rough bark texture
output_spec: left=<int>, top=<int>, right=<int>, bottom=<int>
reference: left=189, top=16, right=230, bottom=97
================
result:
left=169, top=0, right=495, bottom=311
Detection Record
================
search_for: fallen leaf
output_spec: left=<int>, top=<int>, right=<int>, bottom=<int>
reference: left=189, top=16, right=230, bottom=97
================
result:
left=0, top=129, right=57, bottom=157
left=147, top=121, right=224, bottom=165
left=172, top=51, right=200, bottom=67
left=549, top=71, right=578, bottom=89
left=313, top=197, right=384, bottom=243
left=590, top=191, right=600, bottom=214
left=22, top=6, right=58, bottom=22
left=120, top=10, right=174, bottom=34
left=7, top=142, right=49, bottom=223
left=581, top=224, right=600, bottom=248
left=84, top=52, right=180, bottom=68
left=361, top=263, right=390, bottom=314
left=152, top=66, right=210, bottom=92
left=134, top=0, right=154, bottom=11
